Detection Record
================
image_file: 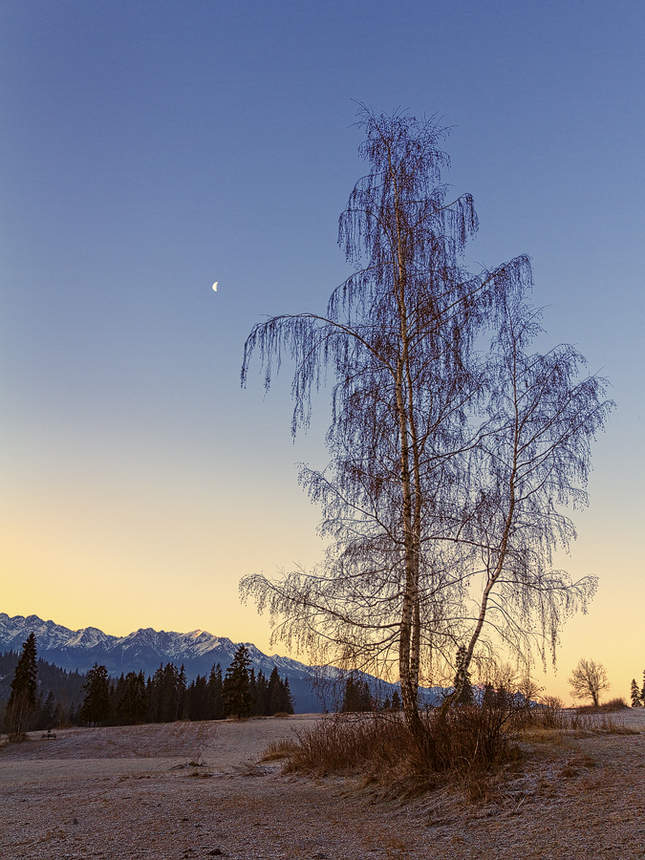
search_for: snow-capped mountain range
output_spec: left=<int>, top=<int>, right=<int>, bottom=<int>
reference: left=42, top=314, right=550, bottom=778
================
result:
left=0, top=613, right=448, bottom=712
left=0, top=612, right=321, bottom=711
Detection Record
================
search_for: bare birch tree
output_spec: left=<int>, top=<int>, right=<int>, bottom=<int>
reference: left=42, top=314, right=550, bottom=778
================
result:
left=240, top=107, right=611, bottom=731
left=445, top=301, right=610, bottom=706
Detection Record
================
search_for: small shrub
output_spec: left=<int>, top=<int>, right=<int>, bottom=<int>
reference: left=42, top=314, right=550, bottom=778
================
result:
left=275, top=692, right=524, bottom=800
left=599, top=697, right=628, bottom=712
left=532, top=697, right=566, bottom=730
left=576, top=697, right=628, bottom=715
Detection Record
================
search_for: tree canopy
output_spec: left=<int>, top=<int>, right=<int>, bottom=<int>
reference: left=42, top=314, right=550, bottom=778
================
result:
left=80, top=663, right=111, bottom=726
left=568, top=658, right=610, bottom=707
left=241, top=107, right=612, bottom=729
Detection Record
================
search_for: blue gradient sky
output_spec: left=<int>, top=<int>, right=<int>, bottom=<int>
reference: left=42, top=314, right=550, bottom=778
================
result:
left=1, top=1, right=643, bottom=702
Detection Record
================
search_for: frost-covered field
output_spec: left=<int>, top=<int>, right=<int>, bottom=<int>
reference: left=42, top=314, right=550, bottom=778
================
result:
left=2, top=710, right=645, bottom=859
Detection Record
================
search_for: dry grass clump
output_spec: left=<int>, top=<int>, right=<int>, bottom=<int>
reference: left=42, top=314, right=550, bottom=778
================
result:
left=260, top=694, right=638, bottom=802
left=559, top=752, right=597, bottom=778
left=259, top=738, right=300, bottom=761
left=593, top=716, right=640, bottom=735
left=267, top=692, right=524, bottom=800
left=576, top=697, right=629, bottom=714
left=516, top=698, right=640, bottom=745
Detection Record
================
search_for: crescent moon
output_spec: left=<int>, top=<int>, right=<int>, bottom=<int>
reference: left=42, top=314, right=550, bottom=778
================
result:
left=212, top=282, right=218, bottom=291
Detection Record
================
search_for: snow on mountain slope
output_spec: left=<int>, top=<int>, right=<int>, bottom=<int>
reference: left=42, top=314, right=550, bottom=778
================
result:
left=0, top=613, right=444, bottom=712
left=0, top=612, right=310, bottom=678
left=0, top=612, right=325, bottom=711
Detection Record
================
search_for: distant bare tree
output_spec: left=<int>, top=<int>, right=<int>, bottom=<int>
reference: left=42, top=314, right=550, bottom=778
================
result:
left=241, top=107, right=612, bottom=733
left=568, top=658, right=610, bottom=707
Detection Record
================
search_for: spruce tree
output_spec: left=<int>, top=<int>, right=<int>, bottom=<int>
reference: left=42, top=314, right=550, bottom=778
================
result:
left=252, top=670, right=269, bottom=716
left=149, top=663, right=185, bottom=722
left=341, top=674, right=372, bottom=712
left=208, top=663, right=224, bottom=720
left=631, top=678, right=642, bottom=708
left=6, top=633, right=38, bottom=740
left=641, top=669, right=645, bottom=707
left=37, top=691, right=56, bottom=730
left=267, top=667, right=283, bottom=715
left=186, top=675, right=210, bottom=721
left=222, top=646, right=253, bottom=718
left=79, top=664, right=111, bottom=726
left=282, top=677, right=294, bottom=715
left=116, top=671, right=148, bottom=724
left=265, top=668, right=294, bottom=715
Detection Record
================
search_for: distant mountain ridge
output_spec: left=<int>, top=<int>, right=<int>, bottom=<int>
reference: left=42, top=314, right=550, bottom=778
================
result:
left=0, top=612, right=320, bottom=712
left=0, top=613, right=448, bottom=712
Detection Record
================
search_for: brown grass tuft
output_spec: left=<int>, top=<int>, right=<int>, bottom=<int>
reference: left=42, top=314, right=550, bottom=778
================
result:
left=576, top=697, right=629, bottom=714
left=275, top=693, right=524, bottom=801
left=594, top=717, right=640, bottom=735
left=259, top=739, right=300, bottom=761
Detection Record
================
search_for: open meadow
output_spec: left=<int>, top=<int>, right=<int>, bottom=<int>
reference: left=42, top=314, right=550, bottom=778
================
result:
left=2, top=710, right=645, bottom=859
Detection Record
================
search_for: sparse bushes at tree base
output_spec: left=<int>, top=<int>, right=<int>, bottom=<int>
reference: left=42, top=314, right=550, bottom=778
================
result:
left=576, top=697, right=628, bottom=714
left=265, top=693, right=636, bottom=801
left=275, top=695, right=523, bottom=799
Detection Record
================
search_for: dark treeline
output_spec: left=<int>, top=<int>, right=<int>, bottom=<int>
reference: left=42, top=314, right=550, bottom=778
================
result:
left=339, top=673, right=402, bottom=713
left=0, top=650, right=86, bottom=732
left=78, top=652, right=294, bottom=726
left=2, top=642, right=294, bottom=732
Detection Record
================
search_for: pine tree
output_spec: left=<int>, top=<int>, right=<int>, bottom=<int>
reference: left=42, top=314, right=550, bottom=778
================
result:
left=116, top=671, right=148, bottom=724
left=185, top=675, right=210, bottom=721
left=341, top=674, right=372, bottom=712
left=641, top=669, right=645, bottom=707
left=252, top=670, right=269, bottom=716
left=207, top=664, right=224, bottom=720
left=6, top=633, right=38, bottom=740
left=282, top=677, right=294, bottom=715
left=80, top=664, right=111, bottom=726
left=631, top=678, right=642, bottom=708
left=222, top=646, right=253, bottom=718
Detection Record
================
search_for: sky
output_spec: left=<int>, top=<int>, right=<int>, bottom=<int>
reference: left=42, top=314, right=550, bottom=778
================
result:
left=1, top=0, right=643, bottom=704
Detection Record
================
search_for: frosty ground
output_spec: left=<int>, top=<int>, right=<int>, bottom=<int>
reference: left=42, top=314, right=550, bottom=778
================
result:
left=2, top=710, right=645, bottom=859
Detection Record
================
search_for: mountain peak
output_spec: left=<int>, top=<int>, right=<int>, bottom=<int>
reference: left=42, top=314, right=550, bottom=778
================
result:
left=0, top=612, right=310, bottom=680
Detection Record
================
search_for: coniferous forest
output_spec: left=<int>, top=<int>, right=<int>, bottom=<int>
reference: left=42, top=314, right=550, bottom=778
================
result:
left=1, top=642, right=294, bottom=732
